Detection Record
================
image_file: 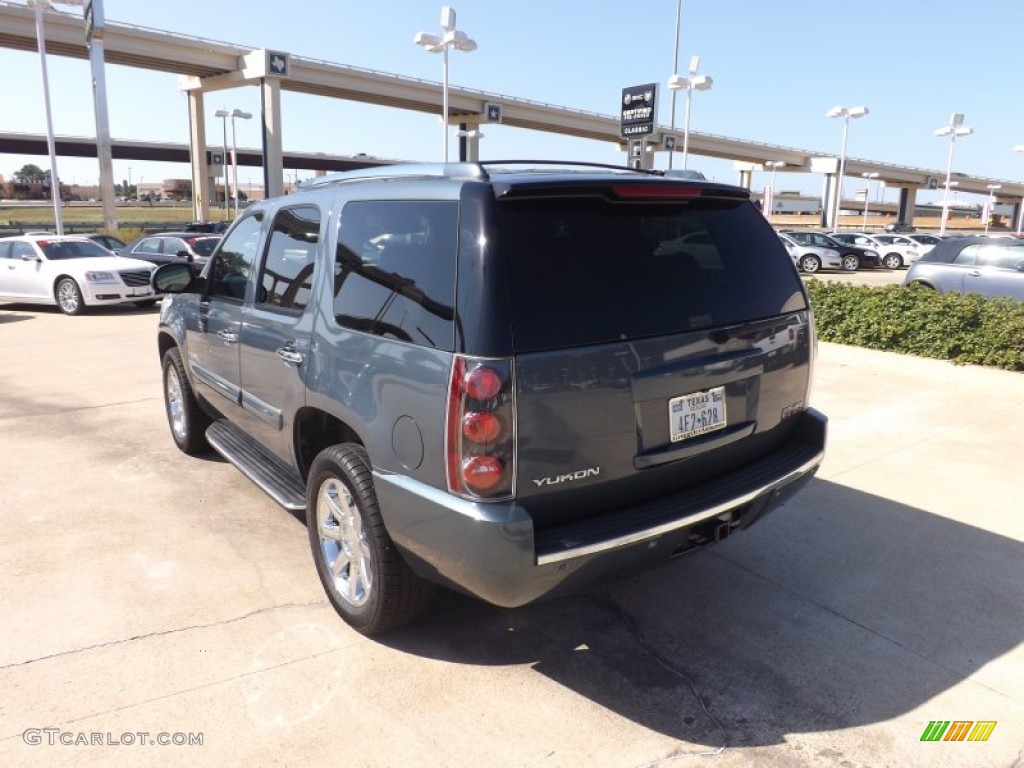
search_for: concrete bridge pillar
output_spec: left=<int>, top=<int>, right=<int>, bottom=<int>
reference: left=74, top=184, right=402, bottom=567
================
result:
left=187, top=90, right=211, bottom=223
left=898, top=187, right=918, bottom=225
left=261, top=78, right=284, bottom=199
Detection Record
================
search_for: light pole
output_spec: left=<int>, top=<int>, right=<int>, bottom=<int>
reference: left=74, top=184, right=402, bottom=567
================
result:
left=229, top=109, right=252, bottom=216
left=826, top=105, right=869, bottom=231
left=1015, top=146, right=1024, bottom=235
left=934, top=113, right=973, bottom=236
left=127, top=166, right=132, bottom=197
left=764, top=160, right=785, bottom=219
left=985, top=184, right=1001, bottom=234
left=213, top=109, right=231, bottom=218
left=861, top=172, right=879, bottom=230
left=667, top=55, right=713, bottom=171
left=28, top=0, right=79, bottom=234
left=667, top=0, right=683, bottom=170
left=414, top=6, right=477, bottom=164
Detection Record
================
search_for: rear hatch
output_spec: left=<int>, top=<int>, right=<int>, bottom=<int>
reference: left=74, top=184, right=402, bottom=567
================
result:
left=494, top=179, right=812, bottom=529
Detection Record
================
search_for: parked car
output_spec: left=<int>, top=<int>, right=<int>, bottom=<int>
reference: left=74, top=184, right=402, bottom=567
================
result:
left=903, top=236, right=1024, bottom=300
left=84, top=233, right=127, bottom=252
left=0, top=234, right=157, bottom=315
left=780, top=230, right=880, bottom=270
left=778, top=232, right=843, bottom=273
left=119, top=232, right=222, bottom=268
left=183, top=220, right=230, bottom=234
left=831, top=232, right=921, bottom=269
left=904, top=233, right=943, bottom=254
left=884, top=221, right=916, bottom=233
left=152, top=161, right=827, bottom=635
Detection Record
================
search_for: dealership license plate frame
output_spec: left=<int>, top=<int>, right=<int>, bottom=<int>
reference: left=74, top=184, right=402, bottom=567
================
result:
left=669, top=385, right=727, bottom=443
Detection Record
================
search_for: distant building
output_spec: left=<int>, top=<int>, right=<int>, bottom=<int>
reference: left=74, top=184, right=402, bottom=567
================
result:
left=0, top=176, right=72, bottom=201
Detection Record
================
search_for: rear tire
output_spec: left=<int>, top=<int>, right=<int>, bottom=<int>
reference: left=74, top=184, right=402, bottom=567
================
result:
left=883, top=253, right=903, bottom=269
left=799, top=255, right=821, bottom=273
left=55, top=277, right=85, bottom=315
left=162, top=347, right=211, bottom=454
left=307, top=444, right=434, bottom=635
left=841, top=254, right=860, bottom=271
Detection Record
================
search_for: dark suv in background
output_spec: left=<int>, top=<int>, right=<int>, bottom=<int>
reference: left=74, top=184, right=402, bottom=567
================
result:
left=153, top=161, right=827, bottom=635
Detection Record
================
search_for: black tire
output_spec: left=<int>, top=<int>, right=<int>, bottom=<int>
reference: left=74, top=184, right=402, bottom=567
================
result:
left=134, top=299, right=158, bottom=308
left=883, top=253, right=903, bottom=269
left=55, top=277, right=85, bottom=315
left=799, top=255, right=821, bottom=273
left=307, top=444, right=434, bottom=635
left=841, top=254, right=860, bottom=272
left=161, top=347, right=211, bottom=454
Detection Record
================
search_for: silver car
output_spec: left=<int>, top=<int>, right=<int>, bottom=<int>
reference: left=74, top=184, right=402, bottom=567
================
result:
left=904, top=237, right=1024, bottom=300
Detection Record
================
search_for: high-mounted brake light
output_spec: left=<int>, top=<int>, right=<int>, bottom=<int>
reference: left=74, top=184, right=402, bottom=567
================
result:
left=446, top=356, right=516, bottom=500
left=612, top=184, right=701, bottom=199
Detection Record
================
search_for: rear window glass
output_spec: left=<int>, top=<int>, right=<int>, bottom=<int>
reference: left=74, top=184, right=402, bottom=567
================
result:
left=39, top=240, right=113, bottom=260
left=333, top=200, right=457, bottom=350
left=497, top=195, right=804, bottom=351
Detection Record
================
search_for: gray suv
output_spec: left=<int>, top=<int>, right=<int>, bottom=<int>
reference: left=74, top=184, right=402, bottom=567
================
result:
left=153, top=162, right=826, bottom=635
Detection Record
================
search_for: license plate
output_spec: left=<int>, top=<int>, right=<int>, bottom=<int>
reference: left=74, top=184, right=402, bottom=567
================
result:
left=669, top=386, right=727, bottom=443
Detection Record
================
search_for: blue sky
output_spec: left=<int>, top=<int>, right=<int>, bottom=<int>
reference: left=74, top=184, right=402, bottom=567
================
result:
left=1, top=0, right=1022, bottom=205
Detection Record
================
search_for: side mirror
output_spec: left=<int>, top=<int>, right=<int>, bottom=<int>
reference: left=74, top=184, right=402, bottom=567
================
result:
left=177, top=249, right=194, bottom=263
left=21, top=253, right=40, bottom=262
left=153, top=261, right=200, bottom=294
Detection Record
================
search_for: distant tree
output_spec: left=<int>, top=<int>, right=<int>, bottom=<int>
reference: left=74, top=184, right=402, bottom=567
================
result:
left=14, top=164, right=46, bottom=182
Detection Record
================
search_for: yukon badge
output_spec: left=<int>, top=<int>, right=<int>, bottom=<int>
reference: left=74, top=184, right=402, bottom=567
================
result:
left=532, top=467, right=601, bottom=488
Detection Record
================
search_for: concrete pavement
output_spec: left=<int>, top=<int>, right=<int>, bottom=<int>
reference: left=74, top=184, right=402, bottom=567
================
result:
left=0, top=304, right=1021, bottom=767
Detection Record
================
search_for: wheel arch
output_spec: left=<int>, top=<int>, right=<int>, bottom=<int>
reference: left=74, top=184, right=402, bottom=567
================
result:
left=294, top=407, right=365, bottom=482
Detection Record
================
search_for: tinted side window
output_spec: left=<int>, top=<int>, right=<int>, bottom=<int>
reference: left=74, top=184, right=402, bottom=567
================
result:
left=208, top=213, right=264, bottom=301
left=163, top=237, right=189, bottom=255
left=135, top=238, right=162, bottom=254
left=256, top=206, right=320, bottom=312
left=332, top=200, right=457, bottom=350
left=11, top=242, right=35, bottom=259
left=0, top=241, right=12, bottom=259
left=498, top=196, right=805, bottom=351
left=953, top=245, right=979, bottom=266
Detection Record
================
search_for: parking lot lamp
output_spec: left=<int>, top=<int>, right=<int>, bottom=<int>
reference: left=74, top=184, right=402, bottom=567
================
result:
left=28, top=0, right=81, bottom=234
left=861, top=172, right=879, bottom=230
left=230, top=109, right=252, bottom=217
left=985, top=184, right=1001, bottom=234
left=414, top=6, right=477, bottom=164
left=764, top=160, right=785, bottom=218
left=826, top=105, right=869, bottom=230
left=214, top=109, right=230, bottom=216
left=667, top=55, right=713, bottom=171
left=666, top=0, right=682, bottom=170
left=934, top=113, right=973, bottom=236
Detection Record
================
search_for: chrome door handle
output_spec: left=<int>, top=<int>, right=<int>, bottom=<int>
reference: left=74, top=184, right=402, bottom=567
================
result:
left=968, top=270, right=981, bottom=277
left=217, top=329, right=238, bottom=343
left=276, top=347, right=304, bottom=366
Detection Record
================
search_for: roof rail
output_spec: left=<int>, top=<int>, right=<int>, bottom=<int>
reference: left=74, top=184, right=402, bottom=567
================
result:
left=480, top=159, right=661, bottom=176
left=299, top=162, right=488, bottom=189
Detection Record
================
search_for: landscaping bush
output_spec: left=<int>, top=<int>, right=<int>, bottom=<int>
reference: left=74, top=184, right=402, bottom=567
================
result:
left=803, top=280, right=1024, bottom=371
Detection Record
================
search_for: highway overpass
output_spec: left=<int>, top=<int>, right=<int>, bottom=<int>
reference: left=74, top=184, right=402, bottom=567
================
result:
left=1, top=0, right=1022, bottom=226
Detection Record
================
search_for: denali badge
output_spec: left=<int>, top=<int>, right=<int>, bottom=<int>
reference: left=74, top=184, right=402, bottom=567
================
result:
left=532, top=467, right=601, bottom=488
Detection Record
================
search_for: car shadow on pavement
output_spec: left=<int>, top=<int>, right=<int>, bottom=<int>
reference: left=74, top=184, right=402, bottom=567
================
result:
left=381, top=478, right=1023, bottom=748
left=0, top=302, right=159, bottom=316
left=0, top=311, right=33, bottom=324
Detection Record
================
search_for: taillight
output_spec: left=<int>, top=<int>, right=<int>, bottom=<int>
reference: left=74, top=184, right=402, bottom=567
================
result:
left=446, top=356, right=516, bottom=500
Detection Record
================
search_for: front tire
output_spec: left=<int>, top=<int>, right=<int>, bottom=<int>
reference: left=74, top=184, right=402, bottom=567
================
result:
left=162, top=347, right=211, bottom=454
left=883, top=253, right=903, bottom=269
left=55, top=277, right=85, bottom=315
left=307, top=444, right=434, bottom=635
left=799, top=255, right=821, bottom=273
left=841, top=254, right=860, bottom=272
left=134, top=299, right=158, bottom=308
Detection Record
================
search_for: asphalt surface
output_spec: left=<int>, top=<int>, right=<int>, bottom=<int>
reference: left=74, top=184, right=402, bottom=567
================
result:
left=1, top=302, right=1022, bottom=768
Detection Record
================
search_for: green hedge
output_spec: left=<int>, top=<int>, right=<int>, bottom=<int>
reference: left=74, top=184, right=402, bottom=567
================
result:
left=803, top=280, right=1024, bottom=371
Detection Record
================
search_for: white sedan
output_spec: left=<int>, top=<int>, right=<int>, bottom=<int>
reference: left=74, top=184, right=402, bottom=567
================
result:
left=831, top=232, right=921, bottom=269
left=0, top=235, right=158, bottom=315
left=778, top=232, right=843, bottom=273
